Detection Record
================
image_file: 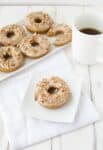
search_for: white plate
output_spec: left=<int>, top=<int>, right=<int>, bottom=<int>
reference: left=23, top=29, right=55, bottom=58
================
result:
left=0, top=44, right=69, bottom=82
left=21, top=66, right=82, bottom=123
left=0, top=18, right=70, bottom=82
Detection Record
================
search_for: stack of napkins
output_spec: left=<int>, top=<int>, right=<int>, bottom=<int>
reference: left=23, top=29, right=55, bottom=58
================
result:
left=0, top=51, right=99, bottom=150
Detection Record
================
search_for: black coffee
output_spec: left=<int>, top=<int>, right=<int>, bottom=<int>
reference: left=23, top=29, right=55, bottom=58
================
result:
left=80, top=28, right=101, bottom=35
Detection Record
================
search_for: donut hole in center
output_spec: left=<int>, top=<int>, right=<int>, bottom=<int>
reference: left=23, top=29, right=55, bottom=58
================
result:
left=6, top=31, right=15, bottom=38
left=0, top=43, right=4, bottom=47
left=55, top=30, right=64, bottom=36
left=48, top=86, right=57, bottom=94
left=35, top=18, right=42, bottom=23
left=31, top=41, right=39, bottom=47
left=3, top=53, right=12, bottom=60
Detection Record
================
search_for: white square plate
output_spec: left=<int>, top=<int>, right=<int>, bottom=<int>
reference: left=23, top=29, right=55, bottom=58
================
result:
left=21, top=66, right=82, bottom=123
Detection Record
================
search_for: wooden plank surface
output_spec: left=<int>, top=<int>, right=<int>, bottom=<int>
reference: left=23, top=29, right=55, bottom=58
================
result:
left=62, top=126, right=94, bottom=150
left=0, top=0, right=86, bottom=5
left=0, top=0, right=103, bottom=5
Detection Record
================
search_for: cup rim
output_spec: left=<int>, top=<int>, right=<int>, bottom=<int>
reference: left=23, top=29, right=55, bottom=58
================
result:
left=73, top=12, right=103, bottom=37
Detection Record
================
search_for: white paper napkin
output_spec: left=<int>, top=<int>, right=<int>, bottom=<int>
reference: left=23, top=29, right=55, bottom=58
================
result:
left=0, top=112, right=8, bottom=150
left=0, top=51, right=99, bottom=150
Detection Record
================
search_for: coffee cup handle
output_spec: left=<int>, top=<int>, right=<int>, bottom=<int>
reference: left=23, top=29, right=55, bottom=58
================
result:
left=96, top=37, right=103, bottom=63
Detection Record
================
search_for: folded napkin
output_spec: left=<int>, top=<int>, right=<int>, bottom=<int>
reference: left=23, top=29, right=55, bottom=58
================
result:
left=0, top=51, right=99, bottom=150
left=0, top=112, right=8, bottom=150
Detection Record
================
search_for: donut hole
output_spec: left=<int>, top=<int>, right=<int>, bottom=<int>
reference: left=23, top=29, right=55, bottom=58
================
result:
left=55, top=30, right=64, bottom=36
left=6, top=31, right=15, bottom=38
left=3, top=53, right=12, bottom=60
left=35, top=18, right=42, bottom=23
left=31, top=41, right=39, bottom=47
left=0, top=43, right=4, bottom=47
left=48, top=86, right=57, bottom=94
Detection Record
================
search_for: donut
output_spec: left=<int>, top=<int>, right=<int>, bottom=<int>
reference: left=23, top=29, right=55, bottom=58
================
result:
left=35, top=76, right=71, bottom=109
left=0, top=24, right=25, bottom=46
left=25, top=11, right=53, bottom=33
left=47, top=24, right=72, bottom=46
left=18, top=33, right=50, bottom=58
left=0, top=46, right=24, bottom=72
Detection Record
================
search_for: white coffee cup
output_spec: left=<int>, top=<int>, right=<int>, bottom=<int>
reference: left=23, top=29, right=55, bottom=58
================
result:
left=72, top=12, right=103, bottom=65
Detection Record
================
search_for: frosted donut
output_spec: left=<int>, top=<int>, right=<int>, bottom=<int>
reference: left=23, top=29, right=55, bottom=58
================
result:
left=35, top=76, right=71, bottom=109
left=25, top=11, right=53, bottom=33
left=19, top=34, right=50, bottom=58
left=0, top=46, right=24, bottom=72
left=0, top=24, right=25, bottom=46
left=47, top=24, right=72, bottom=46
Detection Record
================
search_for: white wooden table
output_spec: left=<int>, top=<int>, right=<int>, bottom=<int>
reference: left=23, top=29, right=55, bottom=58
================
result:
left=0, top=5, right=103, bottom=150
